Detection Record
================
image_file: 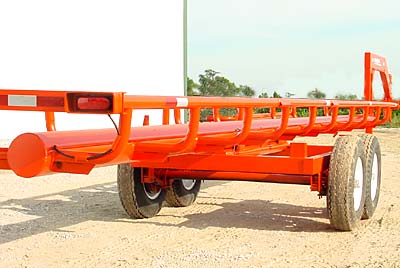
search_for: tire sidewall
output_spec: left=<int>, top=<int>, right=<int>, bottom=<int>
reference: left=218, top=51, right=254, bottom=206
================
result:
left=363, top=137, right=381, bottom=218
left=327, top=136, right=367, bottom=231
left=167, top=179, right=201, bottom=207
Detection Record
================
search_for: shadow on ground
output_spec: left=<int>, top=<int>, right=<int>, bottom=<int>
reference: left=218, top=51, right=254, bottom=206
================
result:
left=155, top=199, right=332, bottom=232
left=0, top=181, right=333, bottom=244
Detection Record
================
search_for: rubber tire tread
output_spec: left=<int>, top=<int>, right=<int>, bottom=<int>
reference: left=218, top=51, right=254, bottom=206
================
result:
left=165, top=180, right=202, bottom=207
left=358, top=134, right=381, bottom=220
left=327, top=135, right=366, bottom=231
left=117, top=164, right=164, bottom=219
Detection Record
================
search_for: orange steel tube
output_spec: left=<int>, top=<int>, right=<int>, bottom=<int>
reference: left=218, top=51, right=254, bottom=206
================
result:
left=173, top=108, right=182, bottom=124
left=45, top=112, right=56, bottom=131
left=162, top=108, right=170, bottom=125
left=212, top=108, right=221, bottom=122
left=159, top=170, right=311, bottom=185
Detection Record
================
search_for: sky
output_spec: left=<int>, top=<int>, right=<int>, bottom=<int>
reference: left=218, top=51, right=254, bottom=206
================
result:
left=187, top=0, right=400, bottom=99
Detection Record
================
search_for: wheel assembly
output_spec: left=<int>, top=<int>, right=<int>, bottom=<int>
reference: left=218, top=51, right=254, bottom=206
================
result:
left=117, top=164, right=165, bottom=218
left=358, top=134, right=381, bottom=219
left=327, top=135, right=367, bottom=231
left=165, top=179, right=202, bottom=207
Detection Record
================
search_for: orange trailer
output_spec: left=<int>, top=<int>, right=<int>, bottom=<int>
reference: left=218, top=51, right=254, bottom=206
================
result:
left=0, top=52, right=398, bottom=231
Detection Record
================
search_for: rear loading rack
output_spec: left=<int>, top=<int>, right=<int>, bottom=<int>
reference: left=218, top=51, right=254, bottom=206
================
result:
left=1, top=52, right=398, bottom=231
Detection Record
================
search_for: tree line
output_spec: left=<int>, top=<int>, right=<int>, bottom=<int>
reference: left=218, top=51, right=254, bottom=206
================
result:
left=188, top=69, right=358, bottom=100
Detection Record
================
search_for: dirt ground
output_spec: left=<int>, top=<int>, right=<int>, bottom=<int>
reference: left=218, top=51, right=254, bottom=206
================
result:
left=0, top=129, right=399, bottom=268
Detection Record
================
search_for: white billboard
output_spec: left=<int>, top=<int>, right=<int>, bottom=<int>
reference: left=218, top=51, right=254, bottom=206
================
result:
left=0, top=0, right=185, bottom=138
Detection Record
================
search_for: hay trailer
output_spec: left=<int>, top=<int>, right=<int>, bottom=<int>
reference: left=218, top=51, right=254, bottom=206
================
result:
left=1, top=52, right=398, bottom=231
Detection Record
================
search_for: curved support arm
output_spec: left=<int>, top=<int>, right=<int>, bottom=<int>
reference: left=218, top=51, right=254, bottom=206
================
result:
left=270, top=107, right=277, bottom=119
left=212, top=108, right=221, bottom=122
left=174, top=108, right=182, bottom=124
left=238, top=108, right=245, bottom=120
left=134, top=108, right=201, bottom=153
left=300, top=107, right=318, bottom=135
left=350, top=107, right=370, bottom=129
left=317, top=107, right=339, bottom=133
left=376, top=107, right=391, bottom=125
left=198, top=107, right=253, bottom=146
left=162, top=108, right=170, bottom=125
left=86, top=109, right=133, bottom=164
left=51, top=109, right=133, bottom=165
left=247, top=106, right=290, bottom=140
left=164, top=108, right=185, bottom=125
left=268, top=107, right=290, bottom=140
left=338, top=107, right=356, bottom=131
left=285, top=106, right=317, bottom=136
left=365, top=107, right=382, bottom=127
left=45, top=112, right=56, bottom=131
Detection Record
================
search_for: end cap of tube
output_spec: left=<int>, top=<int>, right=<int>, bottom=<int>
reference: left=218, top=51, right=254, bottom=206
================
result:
left=8, top=133, right=49, bottom=178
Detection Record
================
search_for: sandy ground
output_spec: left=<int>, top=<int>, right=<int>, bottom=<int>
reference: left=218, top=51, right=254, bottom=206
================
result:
left=0, top=129, right=400, bottom=268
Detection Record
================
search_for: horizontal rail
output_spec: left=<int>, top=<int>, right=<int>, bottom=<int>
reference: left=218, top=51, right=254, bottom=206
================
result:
left=0, top=89, right=396, bottom=112
left=157, top=170, right=312, bottom=185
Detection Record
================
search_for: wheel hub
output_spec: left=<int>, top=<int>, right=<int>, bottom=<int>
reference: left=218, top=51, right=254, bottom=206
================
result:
left=181, top=179, right=196, bottom=191
left=143, top=183, right=162, bottom=200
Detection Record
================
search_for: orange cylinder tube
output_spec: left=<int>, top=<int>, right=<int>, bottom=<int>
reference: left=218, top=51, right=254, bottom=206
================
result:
left=8, top=133, right=53, bottom=178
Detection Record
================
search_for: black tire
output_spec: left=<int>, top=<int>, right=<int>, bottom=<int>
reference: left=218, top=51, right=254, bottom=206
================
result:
left=327, top=136, right=367, bottom=231
left=358, top=134, right=381, bottom=219
left=117, top=164, right=165, bottom=218
left=165, top=179, right=201, bottom=207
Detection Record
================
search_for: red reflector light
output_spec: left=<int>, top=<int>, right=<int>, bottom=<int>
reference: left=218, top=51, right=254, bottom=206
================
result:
left=77, top=97, right=111, bottom=110
left=67, top=93, right=116, bottom=113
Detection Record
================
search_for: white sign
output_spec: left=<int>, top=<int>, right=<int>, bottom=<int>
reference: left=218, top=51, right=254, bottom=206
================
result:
left=0, top=0, right=185, bottom=138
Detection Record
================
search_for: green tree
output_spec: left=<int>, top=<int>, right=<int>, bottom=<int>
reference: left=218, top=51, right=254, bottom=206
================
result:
left=187, top=77, right=199, bottom=96
left=307, top=88, right=326, bottom=99
left=195, top=69, right=250, bottom=120
left=272, top=91, right=282, bottom=98
left=196, top=69, right=256, bottom=97
left=334, top=93, right=358, bottom=100
left=255, top=92, right=274, bottom=114
left=238, top=85, right=256, bottom=97
left=197, top=69, right=239, bottom=97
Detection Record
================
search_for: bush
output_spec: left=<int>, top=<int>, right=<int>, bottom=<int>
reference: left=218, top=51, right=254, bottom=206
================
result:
left=380, top=110, right=400, bottom=128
